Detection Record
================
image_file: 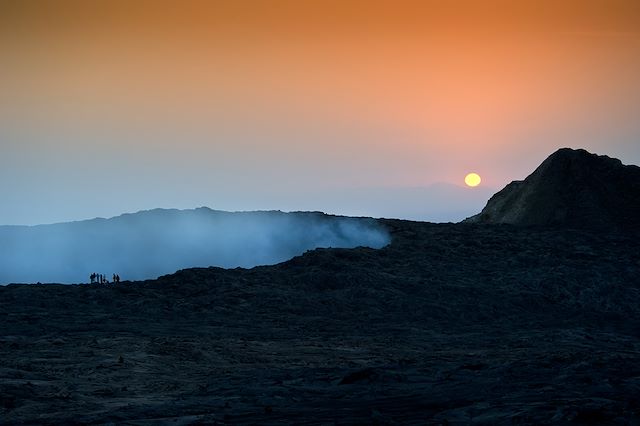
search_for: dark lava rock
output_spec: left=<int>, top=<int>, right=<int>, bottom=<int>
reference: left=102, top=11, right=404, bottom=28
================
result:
left=465, top=148, right=640, bottom=230
left=1, top=221, right=640, bottom=424
left=339, top=368, right=379, bottom=385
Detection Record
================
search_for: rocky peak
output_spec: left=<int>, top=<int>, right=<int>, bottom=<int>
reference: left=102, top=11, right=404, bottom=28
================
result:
left=465, top=148, right=640, bottom=230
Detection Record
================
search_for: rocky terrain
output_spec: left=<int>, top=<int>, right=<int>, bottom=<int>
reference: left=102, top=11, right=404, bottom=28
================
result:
left=2, top=148, right=640, bottom=424
left=2, top=220, right=640, bottom=424
left=466, top=148, right=640, bottom=230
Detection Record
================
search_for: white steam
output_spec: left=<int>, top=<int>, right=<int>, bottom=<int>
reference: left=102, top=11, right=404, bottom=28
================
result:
left=0, top=208, right=390, bottom=284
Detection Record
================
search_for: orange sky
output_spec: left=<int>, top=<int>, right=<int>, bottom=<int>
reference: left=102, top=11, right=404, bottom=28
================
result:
left=1, top=1, right=640, bottom=223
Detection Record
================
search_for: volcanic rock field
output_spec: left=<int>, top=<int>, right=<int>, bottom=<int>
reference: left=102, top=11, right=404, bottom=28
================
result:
left=2, top=220, right=640, bottom=424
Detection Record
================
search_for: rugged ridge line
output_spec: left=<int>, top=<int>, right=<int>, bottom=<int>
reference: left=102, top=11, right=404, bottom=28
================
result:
left=465, top=148, right=640, bottom=229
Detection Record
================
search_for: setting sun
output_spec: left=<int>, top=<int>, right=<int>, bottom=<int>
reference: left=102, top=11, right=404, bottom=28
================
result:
left=465, top=173, right=482, bottom=187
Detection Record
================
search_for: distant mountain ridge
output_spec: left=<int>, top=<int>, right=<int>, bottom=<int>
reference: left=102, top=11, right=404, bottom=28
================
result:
left=465, top=148, right=640, bottom=230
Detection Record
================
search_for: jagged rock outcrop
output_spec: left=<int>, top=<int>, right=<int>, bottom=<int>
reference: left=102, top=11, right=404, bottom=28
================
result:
left=465, top=148, right=640, bottom=230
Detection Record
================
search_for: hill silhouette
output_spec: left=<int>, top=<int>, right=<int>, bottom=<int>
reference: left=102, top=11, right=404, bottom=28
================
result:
left=465, top=148, right=640, bottom=229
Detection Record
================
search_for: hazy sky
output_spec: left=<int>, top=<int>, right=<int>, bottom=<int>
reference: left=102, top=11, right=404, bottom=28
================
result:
left=2, top=1, right=640, bottom=225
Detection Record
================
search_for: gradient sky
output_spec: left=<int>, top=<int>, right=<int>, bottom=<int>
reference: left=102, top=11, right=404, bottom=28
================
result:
left=2, top=1, right=640, bottom=225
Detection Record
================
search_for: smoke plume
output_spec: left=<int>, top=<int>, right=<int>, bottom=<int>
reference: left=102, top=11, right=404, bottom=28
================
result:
left=0, top=208, right=390, bottom=284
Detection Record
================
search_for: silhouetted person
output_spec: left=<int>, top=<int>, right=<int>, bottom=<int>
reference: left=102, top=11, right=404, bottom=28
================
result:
left=90, top=273, right=95, bottom=284
left=117, top=274, right=121, bottom=283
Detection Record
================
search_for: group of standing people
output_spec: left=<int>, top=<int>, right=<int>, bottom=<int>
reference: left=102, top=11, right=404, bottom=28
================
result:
left=90, top=273, right=121, bottom=284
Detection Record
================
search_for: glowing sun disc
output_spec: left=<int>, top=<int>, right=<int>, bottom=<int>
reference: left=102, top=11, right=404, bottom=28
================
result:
left=465, top=173, right=482, bottom=187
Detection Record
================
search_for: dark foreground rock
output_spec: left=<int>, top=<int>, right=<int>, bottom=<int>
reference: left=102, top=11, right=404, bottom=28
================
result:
left=465, top=148, right=640, bottom=230
left=1, top=220, right=640, bottom=424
